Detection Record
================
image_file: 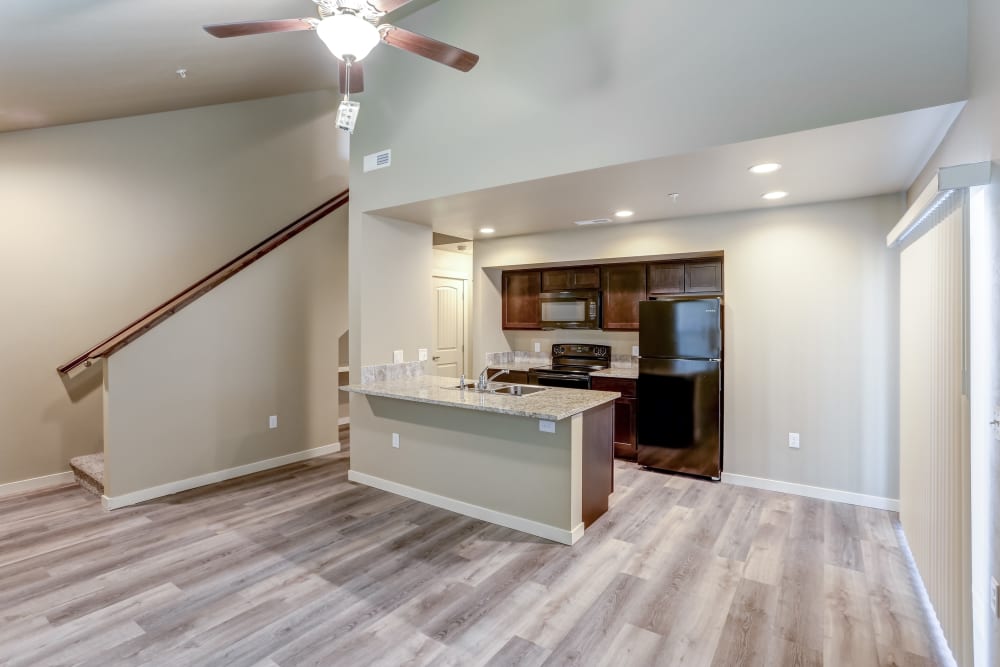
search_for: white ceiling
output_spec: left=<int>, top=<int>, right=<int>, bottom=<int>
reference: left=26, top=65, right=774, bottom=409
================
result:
left=375, top=102, right=964, bottom=241
left=0, top=0, right=439, bottom=133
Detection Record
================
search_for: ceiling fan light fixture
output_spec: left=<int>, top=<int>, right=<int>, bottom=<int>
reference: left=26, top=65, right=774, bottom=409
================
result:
left=316, top=14, right=380, bottom=61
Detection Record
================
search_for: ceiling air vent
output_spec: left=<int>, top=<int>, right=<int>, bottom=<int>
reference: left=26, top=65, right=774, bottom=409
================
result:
left=363, top=149, right=391, bottom=173
left=573, top=218, right=612, bottom=226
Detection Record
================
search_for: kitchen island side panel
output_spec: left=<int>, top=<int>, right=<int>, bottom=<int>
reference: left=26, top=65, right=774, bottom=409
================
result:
left=351, top=396, right=579, bottom=534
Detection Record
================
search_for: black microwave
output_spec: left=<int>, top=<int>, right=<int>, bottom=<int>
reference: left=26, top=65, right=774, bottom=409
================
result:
left=539, top=290, right=601, bottom=329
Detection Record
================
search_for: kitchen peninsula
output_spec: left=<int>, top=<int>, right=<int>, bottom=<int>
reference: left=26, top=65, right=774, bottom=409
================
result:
left=342, top=375, right=618, bottom=545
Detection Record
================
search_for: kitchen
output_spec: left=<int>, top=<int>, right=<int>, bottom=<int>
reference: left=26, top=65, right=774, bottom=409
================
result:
left=485, top=258, right=724, bottom=478
left=347, top=180, right=900, bottom=547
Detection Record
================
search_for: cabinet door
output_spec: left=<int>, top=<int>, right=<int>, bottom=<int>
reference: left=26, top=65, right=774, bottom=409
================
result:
left=685, top=261, right=723, bottom=293
left=541, top=269, right=572, bottom=292
left=602, top=263, right=645, bottom=330
left=613, top=397, right=637, bottom=460
left=541, top=267, right=600, bottom=291
left=488, top=369, right=528, bottom=384
left=502, top=271, right=541, bottom=329
left=647, top=262, right=685, bottom=296
left=570, top=267, right=601, bottom=289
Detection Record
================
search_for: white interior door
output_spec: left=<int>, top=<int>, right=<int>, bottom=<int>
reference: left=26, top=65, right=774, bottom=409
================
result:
left=432, top=276, right=465, bottom=378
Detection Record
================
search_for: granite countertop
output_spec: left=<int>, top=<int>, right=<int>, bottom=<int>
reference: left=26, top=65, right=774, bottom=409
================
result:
left=342, top=375, right=619, bottom=421
left=589, top=367, right=639, bottom=380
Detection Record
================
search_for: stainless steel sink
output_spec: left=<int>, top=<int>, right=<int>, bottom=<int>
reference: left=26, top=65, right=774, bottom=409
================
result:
left=490, top=385, right=548, bottom=396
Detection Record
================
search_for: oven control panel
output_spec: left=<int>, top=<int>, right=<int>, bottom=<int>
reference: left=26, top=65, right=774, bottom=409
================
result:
left=552, top=344, right=610, bottom=357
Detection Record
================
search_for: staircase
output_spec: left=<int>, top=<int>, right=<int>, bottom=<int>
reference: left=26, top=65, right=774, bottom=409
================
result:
left=69, top=454, right=104, bottom=497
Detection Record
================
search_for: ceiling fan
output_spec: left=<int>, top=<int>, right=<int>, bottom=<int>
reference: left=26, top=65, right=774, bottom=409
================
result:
left=203, top=0, right=479, bottom=132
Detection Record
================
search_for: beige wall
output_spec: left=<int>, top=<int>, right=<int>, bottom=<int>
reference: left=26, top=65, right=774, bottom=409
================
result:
left=474, top=195, right=902, bottom=500
left=0, top=90, right=348, bottom=485
left=104, top=208, right=347, bottom=497
left=350, top=395, right=581, bottom=536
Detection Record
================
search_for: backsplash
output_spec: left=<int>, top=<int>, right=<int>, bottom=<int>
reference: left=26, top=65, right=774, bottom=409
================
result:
left=485, top=350, right=550, bottom=366
left=485, top=350, right=637, bottom=368
left=361, top=360, right=430, bottom=384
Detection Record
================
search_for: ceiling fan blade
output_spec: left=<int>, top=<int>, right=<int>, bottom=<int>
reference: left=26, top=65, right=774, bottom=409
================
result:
left=203, top=19, right=316, bottom=38
left=339, top=60, right=365, bottom=94
left=379, top=25, right=479, bottom=72
left=369, top=0, right=418, bottom=13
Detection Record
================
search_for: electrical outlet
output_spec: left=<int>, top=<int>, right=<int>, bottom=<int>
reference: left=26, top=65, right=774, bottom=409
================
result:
left=418, top=348, right=428, bottom=361
left=632, top=345, right=640, bottom=357
left=392, top=433, right=400, bottom=448
left=991, top=577, right=999, bottom=617
left=788, top=432, right=800, bottom=449
left=269, top=415, right=278, bottom=429
left=534, top=342, right=541, bottom=353
left=393, top=349, right=404, bottom=363
left=539, top=420, right=555, bottom=433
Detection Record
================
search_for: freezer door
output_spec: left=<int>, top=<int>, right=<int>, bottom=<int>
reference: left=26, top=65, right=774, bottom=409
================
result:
left=637, top=357, right=721, bottom=478
left=639, top=299, right=721, bottom=359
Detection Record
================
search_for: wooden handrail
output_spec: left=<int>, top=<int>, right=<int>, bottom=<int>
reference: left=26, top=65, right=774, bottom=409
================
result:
left=58, top=189, right=350, bottom=375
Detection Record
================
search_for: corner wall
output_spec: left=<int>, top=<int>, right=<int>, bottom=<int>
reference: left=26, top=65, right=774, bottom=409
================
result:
left=473, top=195, right=902, bottom=500
left=0, top=90, right=348, bottom=486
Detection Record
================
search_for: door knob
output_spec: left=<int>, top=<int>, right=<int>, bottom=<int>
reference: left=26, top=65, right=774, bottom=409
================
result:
left=432, top=356, right=441, bottom=361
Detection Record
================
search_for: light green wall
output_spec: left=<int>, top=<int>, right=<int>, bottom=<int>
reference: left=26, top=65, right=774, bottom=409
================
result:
left=105, top=208, right=348, bottom=496
left=349, top=0, right=966, bottom=212
left=0, top=91, right=348, bottom=486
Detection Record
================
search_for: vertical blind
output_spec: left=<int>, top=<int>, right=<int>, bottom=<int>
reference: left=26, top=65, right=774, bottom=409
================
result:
left=898, top=190, right=972, bottom=665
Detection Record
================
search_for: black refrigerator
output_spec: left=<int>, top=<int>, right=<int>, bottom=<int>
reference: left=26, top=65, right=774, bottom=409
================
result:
left=637, top=298, right=722, bottom=479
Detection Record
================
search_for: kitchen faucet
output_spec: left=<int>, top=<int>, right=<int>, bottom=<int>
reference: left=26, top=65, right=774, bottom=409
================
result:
left=477, top=366, right=508, bottom=391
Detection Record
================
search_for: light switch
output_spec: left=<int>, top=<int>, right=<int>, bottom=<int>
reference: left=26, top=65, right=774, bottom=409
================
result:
left=539, top=420, right=556, bottom=433
left=632, top=345, right=640, bottom=357
left=393, top=349, right=404, bottom=363
left=418, top=348, right=428, bottom=361
left=534, top=342, right=541, bottom=353
left=269, top=415, right=278, bottom=429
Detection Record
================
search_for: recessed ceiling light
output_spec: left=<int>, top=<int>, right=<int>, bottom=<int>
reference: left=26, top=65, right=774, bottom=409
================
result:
left=761, top=191, right=788, bottom=201
left=615, top=210, right=634, bottom=218
left=749, top=162, right=782, bottom=174
left=479, top=227, right=495, bottom=234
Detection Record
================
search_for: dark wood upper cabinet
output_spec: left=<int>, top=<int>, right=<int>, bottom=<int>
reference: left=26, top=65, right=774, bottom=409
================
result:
left=502, top=256, right=721, bottom=331
left=541, top=266, right=600, bottom=291
left=685, top=261, right=723, bottom=293
left=646, top=262, right=685, bottom=296
left=502, top=270, right=541, bottom=329
left=602, top=263, right=645, bottom=330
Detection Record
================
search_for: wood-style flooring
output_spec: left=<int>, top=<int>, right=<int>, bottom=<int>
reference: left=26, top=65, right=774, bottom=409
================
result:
left=0, top=427, right=946, bottom=666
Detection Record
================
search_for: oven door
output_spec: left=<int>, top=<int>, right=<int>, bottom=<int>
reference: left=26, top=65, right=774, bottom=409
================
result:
left=529, top=370, right=592, bottom=389
left=539, top=291, right=600, bottom=329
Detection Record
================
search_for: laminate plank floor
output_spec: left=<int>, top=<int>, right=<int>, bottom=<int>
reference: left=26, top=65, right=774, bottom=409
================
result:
left=0, top=428, right=946, bottom=666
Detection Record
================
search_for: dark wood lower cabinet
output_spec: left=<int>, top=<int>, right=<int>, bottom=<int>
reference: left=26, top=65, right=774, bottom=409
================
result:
left=591, top=376, right=637, bottom=461
left=486, top=368, right=529, bottom=384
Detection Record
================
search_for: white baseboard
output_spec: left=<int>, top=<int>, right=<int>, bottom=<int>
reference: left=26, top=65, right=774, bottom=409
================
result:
left=721, top=472, right=899, bottom=511
left=0, top=470, right=75, bottom=497
left=348, top=469, right=583, bottom=546
left=102, top=442, right=341, bottom=510
left=338, top=416, right=350, bottom=426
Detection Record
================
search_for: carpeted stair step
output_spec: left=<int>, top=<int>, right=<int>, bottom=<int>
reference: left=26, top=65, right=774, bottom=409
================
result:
left=69, top=453, right=104, bottom=497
